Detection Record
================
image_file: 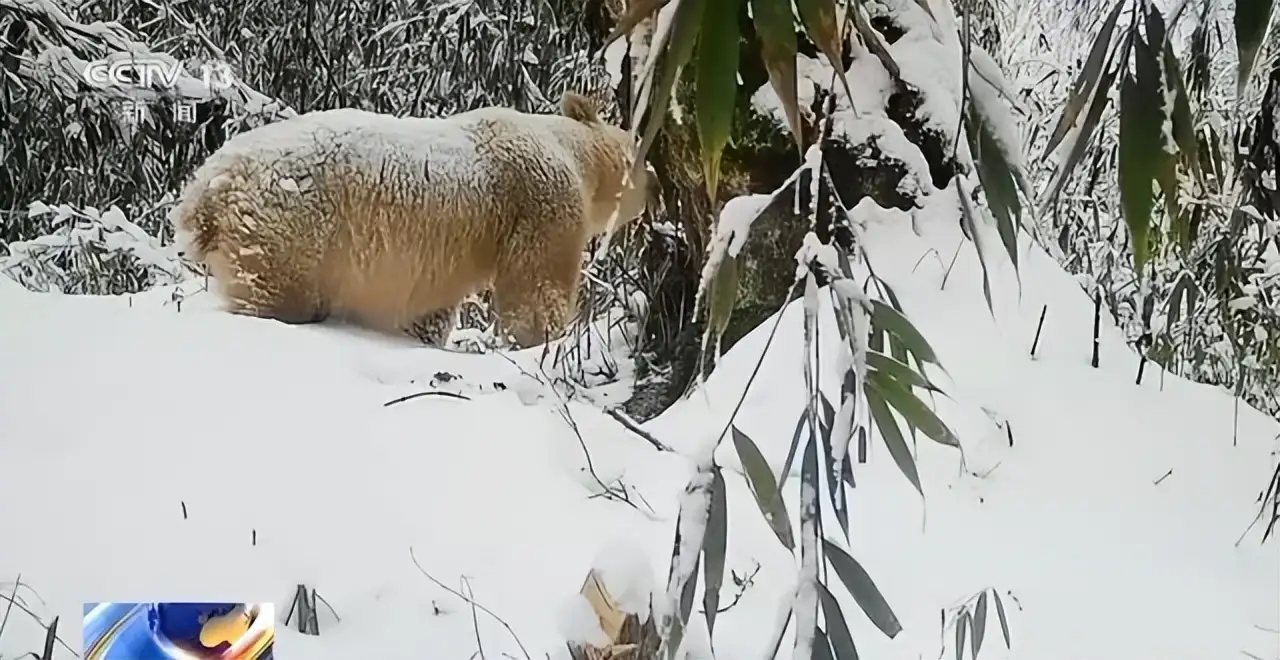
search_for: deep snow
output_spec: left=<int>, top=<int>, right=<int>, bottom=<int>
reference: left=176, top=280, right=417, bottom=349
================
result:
left=1, top=203, right=1277, bottom=659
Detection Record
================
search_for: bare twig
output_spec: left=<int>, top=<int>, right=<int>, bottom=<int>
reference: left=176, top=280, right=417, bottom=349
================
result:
left=605, top=408, right=674, bottom=452
left=408, top=547, right=532, bottom=660
left=384, top=391, right=473, bottom=407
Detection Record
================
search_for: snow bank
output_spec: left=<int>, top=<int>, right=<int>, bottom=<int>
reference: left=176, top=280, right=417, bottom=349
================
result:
left=1, top=204, right=1277, bottom=659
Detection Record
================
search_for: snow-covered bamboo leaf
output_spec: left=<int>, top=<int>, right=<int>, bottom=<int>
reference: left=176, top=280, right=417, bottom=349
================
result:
left=751, top=0, right=803, bottom=151
left=703, top=466, right=728, bottom=635
left=993, top=590, right=1011, bottom=648
left=966, top=101, right=1023, bottom=273
left=869, top=300, right=942, bottom=368
left=867, top=352, right=943, bottom=393
left=866, top=386, right=923, bottom=496
left=813, top=627, right=836, bottom=660
left=956, top=611, right=969, bottom=660
left=818, top=393, right=849, bottom=540
left=634, top=0, right=706, bottom=172
left=695, top=0, right=740, bottom=201
left=603, top=0, right=672, bottom=48
left=1042, top=0, right=1125, bottom=158
left=957, top=180, right=995, bottom=315
left=972, top=591, right=988, bottom=656
left=868, top=369, right=959, bottom=447
left=823, top=540, right=903, bottom=638
left=1143, top=7, right=1180, bottom=226
left=817, top=583, right=860, bottom=660
left=1117, top=32, right=1165, bottom=277
left=797, top=418, right=822, bottom=659
left=1041, top=60, right=1118, bottom=209
left=1167, top=270, right=1198, bottom=328
left=795, top=0, right=854, bottom=108
left=850, top=2, right=900, bottom=79
left=1233, top=0, right=1277, bottom=101
left=1161, top=37, right=1196, bottom=166
left=731, top=425, right=795, bottom=550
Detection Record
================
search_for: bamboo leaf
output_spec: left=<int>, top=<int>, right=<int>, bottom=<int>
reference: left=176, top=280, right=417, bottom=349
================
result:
left=993, top=590, right=1011, bottom=648
left=603, top=0, right=672, bottom=48
left=778, top=409, right=808, bottom=492
left=851, top=3, right=901, bottom=79
left=1117, top=32, right=1165, bottom=277
left=957, top=179, right=995, bottom=315
left=818, top=393, right=849, bottom=540
left=817, top=583, right=861, bottom=660
left=731, top=425, right=795, bottom=550
left=823, top=539, right=903, bottom=639
left=1161, top=36, right=1197, bottom=169
left=867, top=351, right=943, bottom=393
left=796, top=0, right=855, bottom=108
left=1042, top=57, right=1119, bottom=210
left=866, top=386, right=923, bottom=496
left=956, top=611, right=969, bottom=660
left=1234, top=0, right=1277, bottom=101
left=634, top=0, right=706, bottom=170
left=695, top=0, right=741, bottom=200
left=966, top=101, right=1023, bottom=273
left=1042, top=0, right=1126, bottom=157
left=972, top=591, right=988, bottom=657
left=752, top=0, right=804, bottom=152
left=869, top=300, right=942, bottom=367
left=707, top=253, right=740, bottom=346
left=868, top=369, right=960, bottom=447
left=813, top=628, right=836, bottom=660
left=702, top=466, right=728, bottom=635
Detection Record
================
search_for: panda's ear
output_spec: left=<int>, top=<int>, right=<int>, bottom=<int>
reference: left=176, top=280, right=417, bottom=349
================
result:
left=560, top=92, right=600, bottom=124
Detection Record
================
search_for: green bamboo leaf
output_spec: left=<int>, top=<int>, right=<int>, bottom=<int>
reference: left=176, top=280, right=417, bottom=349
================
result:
left=993, top=590, right=1011, bottom=648
left=751, top=0, right=804, bottom=152
left=1118, top=40, right=1164, bottom=277
left=866, top=386, right=923, bottom=496
left=731, top=425, right=795, bottom=550
left=1042, top=0, right=1126, bottom=158
left=817, top=582, right=860, bottom=660
left=823, top=539, right=903, bottom=639
left=795, top=0, right=855, bottom=107
left=602, top=0, right=672, bottom=48
left=868, top=369, right=960, bottom=447
left=956, top=611, right=969, bottom=660
left=1234, top=0, right=1277, bottom=101
left=696, top=0, right=740, bottom=201
left=634, top=0, right=706, bottom=170
left=972, top=591, right=988, bottom=657
left=702, top=466, right=728, bottom=635
left=707, top=253, right=740, bottom=346
left=867, top=352, right=943, bottom=393
left=869, top=300, right=942, bottom=367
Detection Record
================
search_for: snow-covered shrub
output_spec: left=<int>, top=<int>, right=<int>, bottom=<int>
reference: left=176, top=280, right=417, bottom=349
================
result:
left=1, top=202, right=192, bottom=295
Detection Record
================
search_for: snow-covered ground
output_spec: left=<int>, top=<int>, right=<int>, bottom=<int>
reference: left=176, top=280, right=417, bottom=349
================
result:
left=1, top=205, right=1277, bottom=659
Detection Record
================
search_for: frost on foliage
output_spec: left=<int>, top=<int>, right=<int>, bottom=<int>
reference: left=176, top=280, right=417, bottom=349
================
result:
left=10, top=0, right=292, bottom=120
left=1, top=201, right=192, bottom=294
left=659, top=441, right=717, bottom=645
